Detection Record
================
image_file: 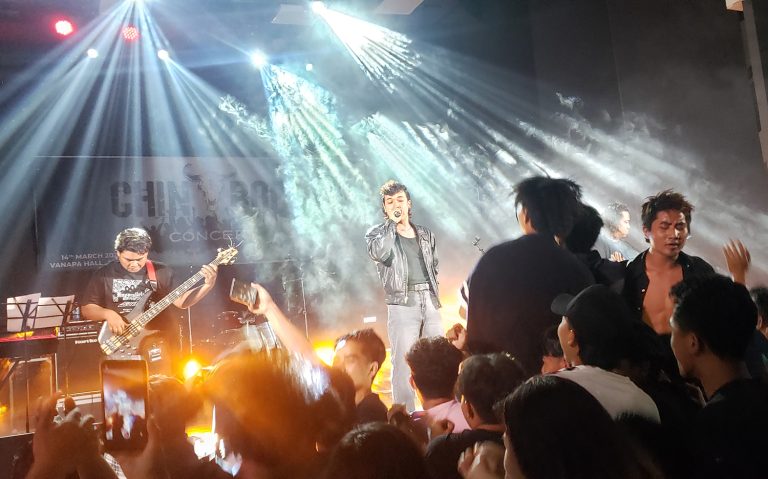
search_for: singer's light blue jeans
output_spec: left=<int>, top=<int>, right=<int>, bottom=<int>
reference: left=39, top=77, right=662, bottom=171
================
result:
left=387, top=287, right=442, bottom=412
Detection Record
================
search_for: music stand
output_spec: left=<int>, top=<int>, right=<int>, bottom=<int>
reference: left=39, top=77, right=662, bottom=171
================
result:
left=5, top=294, right=71, bottom=432
left=5, top=293, right=41, bottom=334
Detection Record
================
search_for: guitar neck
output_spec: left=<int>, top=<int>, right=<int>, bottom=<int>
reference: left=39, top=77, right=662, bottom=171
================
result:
left=133, top=259, right=221, bottom=329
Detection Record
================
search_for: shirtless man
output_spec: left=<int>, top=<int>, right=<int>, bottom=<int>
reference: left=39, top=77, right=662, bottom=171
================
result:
left=623, top=191, right=714, bottom=334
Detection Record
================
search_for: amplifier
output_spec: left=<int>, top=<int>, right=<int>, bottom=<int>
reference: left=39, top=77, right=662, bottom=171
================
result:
left=56, top=321, right=103, bottom=394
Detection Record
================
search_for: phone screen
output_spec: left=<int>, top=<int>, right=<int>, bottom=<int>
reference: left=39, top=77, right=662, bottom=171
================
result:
left=230, top=278, right=258, bottom=309
left=101, top=359, right=149, bottom=451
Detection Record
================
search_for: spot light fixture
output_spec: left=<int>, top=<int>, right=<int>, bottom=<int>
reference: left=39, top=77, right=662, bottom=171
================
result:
left=53, top=19, right=75, bottom=37
left=251, top=51, right=268, bottom=68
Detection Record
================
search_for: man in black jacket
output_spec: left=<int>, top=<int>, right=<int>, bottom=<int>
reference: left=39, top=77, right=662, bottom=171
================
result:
left=622, top=190, right=713, bottom=335
left=670, top=275, right=768, bottom=478
left=366, top=180, right=441, bottom=411
left=462, top=176, right=594, bottom=375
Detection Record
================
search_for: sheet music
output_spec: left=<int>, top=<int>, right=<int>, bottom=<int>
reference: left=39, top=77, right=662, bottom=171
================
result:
left=35, top=295, right=74, bottom=329
left=6, top=293, right=41, bottom=332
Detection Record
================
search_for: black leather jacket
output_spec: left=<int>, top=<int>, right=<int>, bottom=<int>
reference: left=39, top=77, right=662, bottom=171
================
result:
left=365, top=220, right=441, bottom=307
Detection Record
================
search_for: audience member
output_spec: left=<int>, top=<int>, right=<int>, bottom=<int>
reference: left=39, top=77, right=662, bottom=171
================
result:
left=564, top=203, right=626, bottom=291
left=333, top=328, right=389, bottom=424
left=406, top=337, right=470, bottom=434
left=21, top=394, right=116, bottom=479
left=751, top=286, right=768, bottom=339
left=617, top=413, right=691, bottom=479
left=594, top=201, right=638, bottom=261
left=459, top=375, right=654, bottom=479
left=669, top=274, right=768, bottom=478
left=741, top=281, right=768, bottom=380
left=323, top=422, right=429, bottom=479
left=425, top=353, right=526, bottom=479
left=623, top=190, right=714, bottom=335
left=147, top=375, right=230, bottom=479
left=202, top=350, right=350, bottom=479
left=551, top=285, right=661, bottom=421
left=540, top=325, right=567, bottom=374
left=463, top=176, right=594, bottom=374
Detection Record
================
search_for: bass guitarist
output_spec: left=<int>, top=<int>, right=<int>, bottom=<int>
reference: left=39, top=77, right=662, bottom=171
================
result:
left=80, top=228, right=217, bottom=374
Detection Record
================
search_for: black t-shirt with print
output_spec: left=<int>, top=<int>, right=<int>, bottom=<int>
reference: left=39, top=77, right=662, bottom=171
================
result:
left=80, top=260, right=177, bottom=331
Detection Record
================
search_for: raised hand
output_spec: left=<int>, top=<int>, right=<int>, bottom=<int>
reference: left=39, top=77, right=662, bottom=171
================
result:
left=723, top=239, right=751, bottom=285
left=247, top=283, right=275, bottom=315
left=447, top=323, right=467, bottom=351
left=28, top=394, right=103, bottom=479
left=458, top=441, right=506, bottom=479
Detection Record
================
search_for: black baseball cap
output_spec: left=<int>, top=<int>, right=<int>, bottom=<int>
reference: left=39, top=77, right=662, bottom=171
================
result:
left=551, top=285, right=629, bottom=319
left=550, top=285, right=634, bottom=369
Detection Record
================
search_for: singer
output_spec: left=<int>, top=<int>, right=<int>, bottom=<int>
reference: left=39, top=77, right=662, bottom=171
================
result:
left=365, top=180, right=442, bottom=412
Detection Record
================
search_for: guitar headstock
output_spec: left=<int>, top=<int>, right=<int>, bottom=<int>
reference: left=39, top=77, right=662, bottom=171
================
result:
left=215, top=246, right=239, bottom=265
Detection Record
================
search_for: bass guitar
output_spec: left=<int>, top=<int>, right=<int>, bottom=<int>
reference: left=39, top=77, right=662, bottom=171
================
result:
left=98, top=247, right=238, bottom=359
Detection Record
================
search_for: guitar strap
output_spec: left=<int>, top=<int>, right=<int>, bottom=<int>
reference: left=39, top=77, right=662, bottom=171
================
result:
left=145, top=260, right=158, bottom=292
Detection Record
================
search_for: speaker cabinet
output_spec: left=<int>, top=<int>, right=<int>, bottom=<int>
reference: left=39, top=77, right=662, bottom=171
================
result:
left=56, top=322, right=102, bottom=394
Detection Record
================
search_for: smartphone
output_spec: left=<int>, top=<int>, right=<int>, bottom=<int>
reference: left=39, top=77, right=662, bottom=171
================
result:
left=101, top=359, right=149, bottom=451
left=229, top=278, right=259, bottom=309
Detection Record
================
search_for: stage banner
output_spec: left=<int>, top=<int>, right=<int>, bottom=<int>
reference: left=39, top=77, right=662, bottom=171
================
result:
left=36, top=156, right=290, bottom=273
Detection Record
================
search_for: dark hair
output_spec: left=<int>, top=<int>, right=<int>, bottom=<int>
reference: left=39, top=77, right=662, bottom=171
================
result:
left=203, top=351, right=348, bottom=478
left=671, top=274, right=757, bottom=360
left=504, top=375, right=643, bottom=479
left=323, top=422, right=429, bottom=479
left=750, top=286, right=768, bottom=322
left=604, top=202, right=630, bottom=233
left=616, top=414, right=680, bottom=478
left=458, top=353, right=527, bottom=424
left=379, top=180, right=412, bottom=219
left=541, top=325, right=564, bottom=357
left=335, top=328, right=387, bottom=370
left=406, top=337, right=463, bottom=399
left=564, top=204, right=603, bottom=254
left=640, top=190, right=693, bottom=239
left=114, top=227, right=152, bottom=253
left=514, top=176, right=583, bottom=238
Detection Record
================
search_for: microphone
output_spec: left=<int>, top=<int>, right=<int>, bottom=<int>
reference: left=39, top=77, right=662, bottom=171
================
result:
left=393, top=209, right=402, bottom=218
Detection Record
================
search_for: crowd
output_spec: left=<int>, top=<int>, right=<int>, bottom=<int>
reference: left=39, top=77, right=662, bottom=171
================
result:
left=13, top=176, right=768, bottom=479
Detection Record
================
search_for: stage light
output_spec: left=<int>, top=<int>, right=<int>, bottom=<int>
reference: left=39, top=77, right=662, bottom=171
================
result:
left=250, top=51, right=268, bottom=68
left=122, top=25, right=140, bottom=42
left=157, top=49, right=170, bottom=61
left=315, top=8, right=417, bottom=92
left=305, top=63, right=314, bottom=71
left=310, top=1, right=327, bottom=14
left=183, top=358, right=202, bottom=380
left=313, top=342, right=335, bottom=366
left=53, top=19, right=75, bottom=37
left=86, top=48, right=99, bottom=58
